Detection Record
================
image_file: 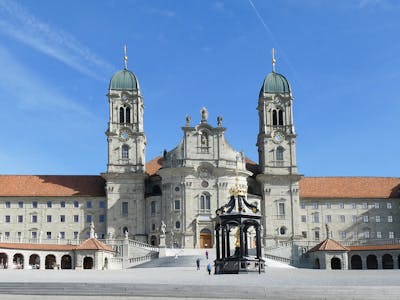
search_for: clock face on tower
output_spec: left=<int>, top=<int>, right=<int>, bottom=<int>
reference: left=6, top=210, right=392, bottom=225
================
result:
left=273, top=131, right=284, bottom=144
left=119, top=130, right=130, bottom=141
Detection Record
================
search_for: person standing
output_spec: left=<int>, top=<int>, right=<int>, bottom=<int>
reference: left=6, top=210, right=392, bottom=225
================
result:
left=205, top=250, right=209, bottom=259
left=196, top=258, right=200, bottom=270
left=207, top=262, right=212, bottom=275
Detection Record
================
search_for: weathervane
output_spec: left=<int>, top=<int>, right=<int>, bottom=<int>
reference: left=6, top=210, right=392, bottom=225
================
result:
left=272, top=48, right=276, bottom=72
left=123, top=45, right=128, bottom=70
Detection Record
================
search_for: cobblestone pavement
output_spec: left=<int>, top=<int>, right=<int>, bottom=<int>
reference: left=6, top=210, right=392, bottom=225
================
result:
left=0, top=267, right=399, bottom=299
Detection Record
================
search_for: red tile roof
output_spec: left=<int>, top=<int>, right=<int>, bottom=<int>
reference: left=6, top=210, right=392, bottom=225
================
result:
left=300, top=177, right=400, bottom=199
left=308, top=239, right=349, bottom=252
left=146, top=156, right=163, bottom=176
left=0, top=238, right=113, bottom=252
left=0, top=175, right=106, bottom=197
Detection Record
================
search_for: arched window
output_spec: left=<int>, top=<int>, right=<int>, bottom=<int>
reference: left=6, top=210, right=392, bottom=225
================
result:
left=278, top=109, right=284, bottom=125
left=276, top=147, right=284, bottom=161
left=272, top=110, right=277, bottom=125
left=125, top=107, right=131, bottom=124
left=175, top=221, right=181, bottom=229
left=200, top=193, right=211, bottom=211
left=119, top=107, right=125, bottom=123
left=121, top=145, right=129, bottom=159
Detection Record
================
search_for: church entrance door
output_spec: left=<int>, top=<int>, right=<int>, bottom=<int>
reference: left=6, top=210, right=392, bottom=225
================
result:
left=200, top=228, right=212, bottom=248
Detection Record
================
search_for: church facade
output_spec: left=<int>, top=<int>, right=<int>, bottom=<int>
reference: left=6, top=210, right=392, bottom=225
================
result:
left=0, top=57, right=399, bottom=255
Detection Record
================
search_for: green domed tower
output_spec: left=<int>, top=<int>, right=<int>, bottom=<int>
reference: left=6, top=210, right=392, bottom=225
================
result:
left=256, top=49, right=301, bottom=248
left=102, top=47, right=147, bottom=241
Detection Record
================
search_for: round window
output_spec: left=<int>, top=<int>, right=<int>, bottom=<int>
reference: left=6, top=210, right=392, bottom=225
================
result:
left=280, top=227, right=286, bottom=235
left=175, top=186, right=180, bottom=192
left=201, top=181, right=209, bottom=188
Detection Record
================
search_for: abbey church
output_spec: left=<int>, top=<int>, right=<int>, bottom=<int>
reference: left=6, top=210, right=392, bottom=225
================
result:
left=0, top=52, right=399, bottom=263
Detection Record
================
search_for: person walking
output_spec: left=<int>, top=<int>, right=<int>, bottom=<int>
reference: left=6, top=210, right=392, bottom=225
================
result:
left=207, top=262, right=212, bottom=275
left=196, top=258, right=200, bottom=270
left=205, top=250, right=208, bottom=260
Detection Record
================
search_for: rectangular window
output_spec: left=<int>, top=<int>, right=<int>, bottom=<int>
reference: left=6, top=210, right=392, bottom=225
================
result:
left=99, top=215, right=105, bottom=223
left=17, top=232, right=22, bottom=238
left=326, top=203, right=331, bottom=209
left=31, top=231, right=37, bottom=239
left=47, top=201, right=52, bottom=208
left=122, top=202, right=129, bottom=216
left=46, top=232, right=51, bottom=239
left=374, top=202, right=379, bottom=209
left=352, top=215, right=357, bottom=223
left=339, top=203, right=344, bottom=209
left=388, top=215, right=393, bottom=223
left=5, top=201, right=10, bottom=208
left=313, top=203, right=318, bottom=209
left=32, top=215, right=37, bottom=223
left=376, top=216, right=381, bottom=223
left=18, top=201, right=23, bottom=208
left=353, top=232, right=358, bottom=240
left=278, top=203, right=285, bottom=216
left=351, top=203, right=356, bottom=209
left=363, top=215, right=369, bottom=223
left=377, top=231, right=382, bottom=239
left=74, top=201, right=79, bottom=208
left=74, top=215, right=79, bottom=222
left=174, top=200, right=181, bottom=210
left=326, top=215, right=332, bottom=223
left=99, top=201, right=106, bottom=209
left=340, top=231, right=346, bottom=239
left=389, top=232, right=394, bottom=239
left=47, top=215, right=52, bottom=222
left=5, top=232, right=10, bottom=238
left=60, top=215, right=65, bottom=222
left=314, top=231, right=320, bottom=240
left=60, top=232, right=65, bottom=239
left=300, top=203, right=306, bottom=209
left=32, top=201, right=38, bottom=208
left=18, top=215, right=23, bottom=223
left=364, top=231, right=370, bottom=239
left=150, top=201, right=156, bottom=216
left=151, top=223, right=156, bottom=232
left=301, top=215, right=306, bottom=222
left=86, top=215, right=92, bottom=223
left=302, top=231, right=307, bottom=238
left=5, top=215, right=10, bottom=223
left=73, top=231, right=79, bottom=239
left=312, top=213, right=319, bottom=223
left=387, top=202, right=392, bottom=209
left=362, top=202, right=368, bottom=209
left=60, top=201, right=66, bottom=208
left=340, top=215, right=345, bottom=223
left=86, top=201, right=92, bottom=208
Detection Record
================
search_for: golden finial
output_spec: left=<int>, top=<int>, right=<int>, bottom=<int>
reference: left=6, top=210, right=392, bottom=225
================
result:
left=123, top=45, right=128, bottom=70
left=272, top=48, right=276, bottom=72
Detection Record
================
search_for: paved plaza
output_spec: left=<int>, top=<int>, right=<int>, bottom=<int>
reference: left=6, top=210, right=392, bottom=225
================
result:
left=0, top=260, right=399, bottom=300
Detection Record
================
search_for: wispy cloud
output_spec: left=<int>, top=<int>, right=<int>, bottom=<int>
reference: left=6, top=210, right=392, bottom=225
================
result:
left=0, top=45, right=92, bottom=117
left=143, top=8, right=176, bottom=18
left=0, top=0, right=114, bottom=80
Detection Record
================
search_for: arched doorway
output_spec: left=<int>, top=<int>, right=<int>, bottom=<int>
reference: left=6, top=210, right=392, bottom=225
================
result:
left=29, top=254, right=40, bottom=269
left=382, top=254, right=393, bottom=269
left=61, top=255, right=72, bottom=269
left=83, top=257, right=93, bottom=269
left=0, top=253, right=8, bottom=269
left=13, top=254, right=24, bottom=269
left=314, top=258, right=320, bottom=269
left=331, top=257, right=341, bottom=269
left=367, top=255, right=378, bottom=269
left=150, top=235, right=157, bottom=246
left=45, top=254, right=56, bottom=269
left=351, top=255, right=362, bottom=269
left=200, top=228, right=212, bottom=248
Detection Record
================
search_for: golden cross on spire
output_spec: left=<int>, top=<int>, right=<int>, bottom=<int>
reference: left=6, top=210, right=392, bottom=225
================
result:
left=272, top=48, right=276, bottom=72
left=123, top=45, right=128, bottom=70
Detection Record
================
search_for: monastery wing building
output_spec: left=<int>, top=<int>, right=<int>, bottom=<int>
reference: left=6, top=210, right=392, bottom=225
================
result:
left=0, top=53, right=399, bottom=269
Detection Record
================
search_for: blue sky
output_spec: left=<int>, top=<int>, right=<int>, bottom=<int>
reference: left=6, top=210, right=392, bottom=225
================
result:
left=0, top=0, right=398, bottom=177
